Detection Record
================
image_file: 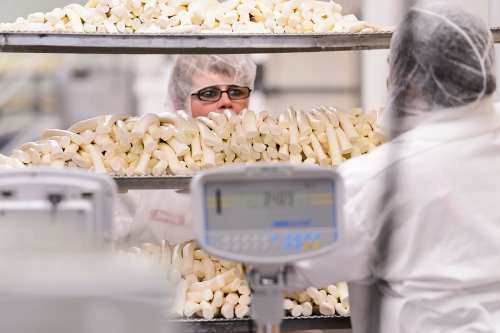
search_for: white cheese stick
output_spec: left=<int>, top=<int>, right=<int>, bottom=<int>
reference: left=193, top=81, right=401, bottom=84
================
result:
left=233, top=123, right=246, bottom=145
left=310, top=132, right=328, bottom=166
left=289, top=153, right=302, bottom=163
left=302, top=301, right=313, bottom=316
left=25, top=148, right=41, bottom=165
left=43, top=129, right=83, bottom=146
left=327, top=285, right=339, bottom=298
left=225, top=293, right=239, bottom=306
left=131, top=113, right=160, bottom=138
left=67, top=116, right=99, bottom=133
left=190, top=132, right=203, bottom=161
left=134, top=151, right=151, bottom=176
left=283, top=298, right=295, bottom=310
left=152, top=158, right=168, bottom=176
left=223, top=109, right=241, bottom=125
left=336, top=282, right=349, bottom=308
left=238, top=281, right=251, bottom=296
left=96, top=114, right=128, bottom=134
left=184, top=153, right=200, bottom=173
left=159, top=143, right=190, bottom=175
left=221, top=303, right=235, bottom=319
left=200, top=139, right=216, bottom=169
left=202, top=257, right=216, bottom=280
left=222, top=278, right=241, bottom=293
left=278, top=112, right=290, bottom=129
left=326, top=295, right=338, bottom=307
left=186, top=289, right=213, bottom=303
left=238, top=294, right=251, bottom=306
left=319, top=301, right=335, bottom=315
left=160, top=124, right=175, bottom=142
left=167, top=137, right=189, bottom=156
left=296, top=110, right=312, bottom=135
left=286, top=107, right=301, bottom=154
left=184, top=300, right=201, bottom=317
left=12, top=150, right=31, bottom=164
left=291, top=304, right=303, bottom=317
left=278, top=144, right=290, bottom=161
left=177, top=110, right=200, bottom=134
left=197, top=122, right=224, bottom=151
left=235, top=304, right=250, bottom=318
left=306, top=111, right=325, bottom=133
left=159, top=111, right=196, bottom=135
left=265, top=116, right=281, bottom=135
left=200, top=300, right=215, bottom=320
left=241, top=109, right=259, bottom=139
left=181, top=241, right=196, bottom=276
left=84, top=144, right=106, bottom=173
left=194, top=249, right=209, bottom=260
left=198, top=116, right=230, bottom=140
left=256, top=110, right=269, bottom=127
left=208, top=111, right=228, bottom=127
left=335, top=127, right=353, bottom=155
left=170, top=278, right=188, bottom=317
left=212, top=290, right=224, bottom=308
left=336, top=110, right=360, bottom=141
left=142, top=133, right=158, bottom=153
left=335, top=302, right=349, bottom=316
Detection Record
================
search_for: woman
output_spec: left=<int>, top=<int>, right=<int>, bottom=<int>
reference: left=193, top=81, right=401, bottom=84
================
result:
left=166, top=54, right=256, bottom=117
left=115, top=54, right=257, bottom=245
left=292, top=3, right=500, bottom=332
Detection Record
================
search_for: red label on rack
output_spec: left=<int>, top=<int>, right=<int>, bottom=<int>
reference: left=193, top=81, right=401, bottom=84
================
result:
left=150, top=209, right=185, bottom=226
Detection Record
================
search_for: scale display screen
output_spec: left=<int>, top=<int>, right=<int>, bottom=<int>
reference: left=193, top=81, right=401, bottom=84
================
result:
left=202, top=178, right=339, bottom=258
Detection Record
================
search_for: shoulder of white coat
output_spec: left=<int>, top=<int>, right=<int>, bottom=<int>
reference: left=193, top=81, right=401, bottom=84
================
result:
left=338, top=142, right=395, bottom=192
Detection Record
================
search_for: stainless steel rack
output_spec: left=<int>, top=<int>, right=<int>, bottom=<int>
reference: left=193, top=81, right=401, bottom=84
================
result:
left=1, top=28, right=498, bottom=54
left=0, top=31, right=393, bottom=54
left=170, top=315, right=351, bottom=332
left=113, top=176, right=192, bottom=190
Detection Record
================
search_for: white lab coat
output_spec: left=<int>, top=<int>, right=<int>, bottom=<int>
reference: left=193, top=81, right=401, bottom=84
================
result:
left=114, top=189, right=194, bottom=246
left=294, top=96, right=500, bottom=333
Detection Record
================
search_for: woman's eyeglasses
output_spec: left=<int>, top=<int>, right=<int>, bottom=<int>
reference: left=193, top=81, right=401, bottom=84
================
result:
left=192, top=86, right=252, bottom=102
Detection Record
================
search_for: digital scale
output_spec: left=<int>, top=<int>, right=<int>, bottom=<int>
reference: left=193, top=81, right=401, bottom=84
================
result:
left=191, top=164, right=344, bottom=333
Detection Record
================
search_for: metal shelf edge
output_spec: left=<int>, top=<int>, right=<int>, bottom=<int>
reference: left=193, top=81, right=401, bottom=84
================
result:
left=1, top=32, right=392, bottom=54
left=169, top=316, right=351, bottom=332
left=113, top=176, right=192, bottom=190
left=0, top=28, right=498, bottom=54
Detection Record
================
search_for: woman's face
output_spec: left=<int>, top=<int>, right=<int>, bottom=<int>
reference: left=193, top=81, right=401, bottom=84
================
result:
left=190, top=72, right=250, bottom=118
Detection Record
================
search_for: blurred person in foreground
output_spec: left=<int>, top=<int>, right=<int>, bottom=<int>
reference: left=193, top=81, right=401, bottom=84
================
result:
left=292, top=3, right=500, bottom=333
left=115, top=54, right=257, bottom=245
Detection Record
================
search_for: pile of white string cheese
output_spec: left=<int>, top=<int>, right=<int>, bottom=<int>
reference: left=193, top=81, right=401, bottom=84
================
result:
left=0, top=0, right=387, bottom=33
left=123, top=240, right=350, bottom=319
left=0, top=106, right=387, bottom=174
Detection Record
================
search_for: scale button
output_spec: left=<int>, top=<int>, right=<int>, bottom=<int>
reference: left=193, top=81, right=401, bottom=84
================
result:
left=294, top=242, right=302, bottom=250
left=285, top=233, right=292, bottom=241
left=313, top=240, right=321, bottom=249
left=304, top=241, right=312, bottom=249
left=304, top=233, right=311, bottom=241
left=295, top=233, right=302, bottom=241
left=313, top=232, right=321, bottom=240
left=284, top=242, right=293, bottom=250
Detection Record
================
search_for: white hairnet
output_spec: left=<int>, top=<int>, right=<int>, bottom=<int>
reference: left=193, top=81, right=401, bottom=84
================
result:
left=379, top=2, right=496, bottom=137
left=166, top=54, right=257, bottom=115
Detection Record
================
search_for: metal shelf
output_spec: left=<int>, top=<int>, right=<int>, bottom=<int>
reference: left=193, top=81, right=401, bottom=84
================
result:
left=113, top=176, right=192, bottom=190
left=169, top=315, right=351, bottom=332
left=1, top=28, right=497, bottom=54
left=1, top=31, right=391, bottom=54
